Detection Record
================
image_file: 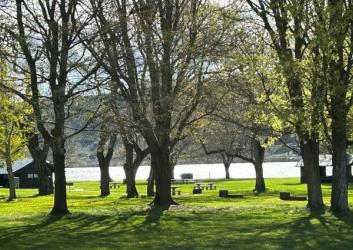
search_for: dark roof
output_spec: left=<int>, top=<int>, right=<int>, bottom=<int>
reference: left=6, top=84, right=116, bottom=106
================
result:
left=0, top=158, right=53, bottom=175
left=0, top=158, right=33, bottom=175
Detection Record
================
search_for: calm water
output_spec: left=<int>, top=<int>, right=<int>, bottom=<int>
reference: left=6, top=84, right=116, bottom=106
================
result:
left=65, top=162, right=306, bottom=181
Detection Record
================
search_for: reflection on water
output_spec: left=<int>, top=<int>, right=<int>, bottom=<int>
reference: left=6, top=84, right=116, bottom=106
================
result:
left=65, top=162, right=300, bottom=181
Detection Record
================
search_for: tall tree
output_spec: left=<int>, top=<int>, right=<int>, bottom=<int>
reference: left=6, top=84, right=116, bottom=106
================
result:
left=201, top=120, right=267, bottom=193
left=121, top=131, right=149, bottom=198
left=0, top=1, right=100, bottom=214
left=109, top=88, right=150, bottom=198
left=246, top=0, right=324, bottom=211
left=312, top=0, right=353, bottom=212
left=88, top=0, right=230, bottom=208
left=96, top=121, right=117, bottom=197
left=0, top=69, right=32, bottom=201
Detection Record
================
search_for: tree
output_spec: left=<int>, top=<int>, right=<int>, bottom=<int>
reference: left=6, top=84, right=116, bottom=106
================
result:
left=0, top=65, right=32, bottom=200
left=121, top=130, right=149, bottom=198
left=0, top=1, right=101, bottom=215
left=246, top=0, right=325, bottom=211
left=311, top=1, right=353, bottom=213
left=96, top=121, right=117, bottom=197
left=87, top=0, right=231, bottom=208
left=108, top=85, right=151, bottom=198
left=200, top=119, right=267, bottom=193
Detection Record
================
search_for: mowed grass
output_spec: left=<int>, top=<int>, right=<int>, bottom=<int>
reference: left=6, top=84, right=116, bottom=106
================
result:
left=1, top=178, right=353, bottom=250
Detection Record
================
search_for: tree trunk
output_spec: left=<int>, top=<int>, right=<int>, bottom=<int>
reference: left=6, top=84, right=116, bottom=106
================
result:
left=4, top=129, right=16, bottom=201
left=99, top=161, right=110, bottom=197
left=170, top=164, right=175, bottom=179
left=300, top=137, right=324, bottom=211
left=253, top=140, right=266, bottom=193
left=222, top=153, right=232, bottom=180
left=151, top=147, right=175, bottom=208
left=50, top=133, right=69, bottom=215
left=331, top=109, right=348, bottom=212
left=123, top=143, right=138, bottom=198
left=124, top=164, right=138, bottom=198
left=225, top=167, right=230, bottom=179
left=325, top=0, right=350, bottom=214
left=97, top=128, right=117, bottom=197
left=28, top=135, right=53, bottom=195
left=6, top=158, right=16, bottom=201
left=147, top=165, right=155, bottom=197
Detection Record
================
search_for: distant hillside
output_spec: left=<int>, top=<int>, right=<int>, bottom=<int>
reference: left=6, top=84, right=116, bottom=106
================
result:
left=62, top=130, right=301, bottom=168
left=39, top=95, right=301, bottom=167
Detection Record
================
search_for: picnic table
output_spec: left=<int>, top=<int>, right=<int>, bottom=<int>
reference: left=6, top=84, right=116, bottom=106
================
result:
left=171, top=186, right=181, bottom=195
left=109, top=182, right=120, bottom=189
left=194, top=182, right=217, bottom=190
left=207, top=183, right=217, bottom=190
left=66, top=182, right=74, bottom=191
left=171, top=179, right=196, bottom=184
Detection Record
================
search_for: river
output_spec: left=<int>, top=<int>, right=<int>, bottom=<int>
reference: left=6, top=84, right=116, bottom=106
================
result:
left=65, top=161, right=311, bottom=181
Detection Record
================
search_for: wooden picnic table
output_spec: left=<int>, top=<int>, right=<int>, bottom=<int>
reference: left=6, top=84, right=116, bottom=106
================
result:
left=171, top=179, right=196, bottom=184
left=194, top=182, right=217, bottom=190
left=171, top=186, right=181, bottom=195
left=66, top=182, right=74, bottom=191
left=207, top=183, right=217, bottom=190
left=109, top=182, right=120, bottom=189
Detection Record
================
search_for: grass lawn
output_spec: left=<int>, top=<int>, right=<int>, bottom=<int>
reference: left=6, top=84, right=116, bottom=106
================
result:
left=1, top=178, right=353, bottom=250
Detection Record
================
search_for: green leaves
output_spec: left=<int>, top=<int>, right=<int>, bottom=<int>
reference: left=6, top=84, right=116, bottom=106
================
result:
left=0, top=61, right=34, bottom=165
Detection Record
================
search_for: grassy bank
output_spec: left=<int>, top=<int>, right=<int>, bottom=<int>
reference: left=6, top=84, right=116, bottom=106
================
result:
left=1, top=178, right=353, bottom=249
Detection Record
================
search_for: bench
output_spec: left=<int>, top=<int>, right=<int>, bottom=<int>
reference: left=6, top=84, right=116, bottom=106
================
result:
left=109, top=182, right=120, bottom=189
left=219, top=190, right=244, bottom=198
left=279, top=192, right=307, bottom=201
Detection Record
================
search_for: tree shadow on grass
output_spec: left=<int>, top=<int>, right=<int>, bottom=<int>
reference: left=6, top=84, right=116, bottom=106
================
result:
left=68, top=195, right=101, bottom=200
left=332, top=210, right=353, bottom=227
left=276, top=210, right=353, bottom=249
left=281, top=182, right=304, bottom=186
left=3, top=207, right=353, bottom=250
left=143, top=206, right=163, bottom=224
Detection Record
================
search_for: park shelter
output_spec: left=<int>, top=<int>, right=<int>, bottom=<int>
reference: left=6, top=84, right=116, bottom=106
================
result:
left=0, top=158, right=53, bottom=188
left=296, top=155, right=353, bottom=183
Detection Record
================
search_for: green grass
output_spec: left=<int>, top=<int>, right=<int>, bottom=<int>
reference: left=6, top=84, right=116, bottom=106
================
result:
left=1, top=178, right=353, bottom=250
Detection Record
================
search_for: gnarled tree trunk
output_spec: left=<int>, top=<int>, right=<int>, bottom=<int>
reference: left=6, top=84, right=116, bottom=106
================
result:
left=97, top=127, right=117, bottom=197
left=99, top=160, right=111, bottom=197
left=222, top=153, right=233, bottom=179
left=123, top=142, right=138, bottom=198
left=28, top=134, right=53, bottom=195
left=124, top=163, right=138, bottom=198
left=120, top=129, right=149, bottom=198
